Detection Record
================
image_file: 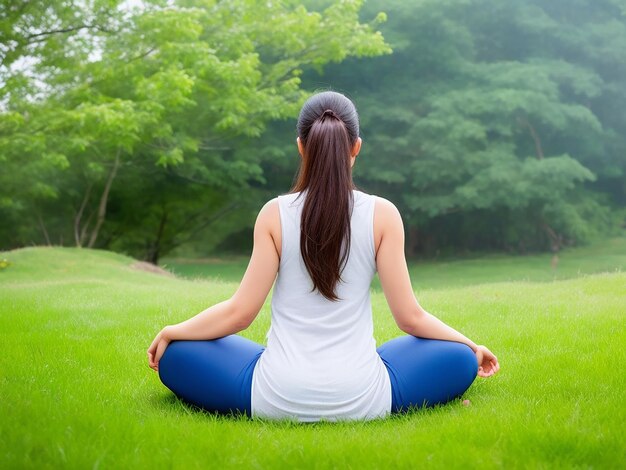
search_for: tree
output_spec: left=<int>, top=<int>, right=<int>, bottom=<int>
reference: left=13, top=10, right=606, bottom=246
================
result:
left=0, top=0, right=390, bottom=260
left=312, top=0, right=625, bottom=254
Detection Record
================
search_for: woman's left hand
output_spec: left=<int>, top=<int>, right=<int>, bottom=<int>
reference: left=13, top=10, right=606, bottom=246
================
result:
left=147, top=327, right=172, bottom=372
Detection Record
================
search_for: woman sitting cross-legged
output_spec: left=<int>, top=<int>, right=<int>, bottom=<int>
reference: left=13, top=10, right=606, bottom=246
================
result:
left=147, top=91, right=500, bottom=421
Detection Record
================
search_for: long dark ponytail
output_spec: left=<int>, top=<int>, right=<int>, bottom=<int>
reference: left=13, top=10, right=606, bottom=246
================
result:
left=291, top=91, right=360, bottom=301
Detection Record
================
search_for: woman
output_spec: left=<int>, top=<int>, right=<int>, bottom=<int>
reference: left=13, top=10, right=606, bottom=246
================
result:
left=147, top=91, right=499, bottom=421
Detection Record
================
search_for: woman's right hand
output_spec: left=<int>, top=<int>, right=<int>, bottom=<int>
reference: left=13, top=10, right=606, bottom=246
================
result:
left=147, top=327, right=172, bottom=372
left=475, top=345, right=500, bottom=377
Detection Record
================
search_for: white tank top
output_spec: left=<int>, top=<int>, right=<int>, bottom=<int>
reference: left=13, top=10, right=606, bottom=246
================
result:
left=251, top=189, right=392, bottom=421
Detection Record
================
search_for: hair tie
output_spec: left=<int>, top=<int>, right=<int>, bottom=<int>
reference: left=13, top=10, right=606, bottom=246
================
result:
left=321, top=109, right=339, bottom=120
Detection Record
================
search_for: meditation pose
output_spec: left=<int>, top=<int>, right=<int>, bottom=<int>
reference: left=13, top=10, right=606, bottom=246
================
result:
left=147, top=91, right=500, bottom=421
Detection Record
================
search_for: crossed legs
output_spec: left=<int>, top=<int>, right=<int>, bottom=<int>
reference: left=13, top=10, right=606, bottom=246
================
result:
left=378, top=335, right=478, bottom=412
left=157, top=335, right=477, bottom=416
left=158, top=335, right=264, bottom=416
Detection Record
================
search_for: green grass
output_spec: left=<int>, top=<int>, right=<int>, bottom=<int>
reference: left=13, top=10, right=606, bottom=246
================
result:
left=163, top=237, right=626, bottom=290
left=1, top=245, right=625, bottom=468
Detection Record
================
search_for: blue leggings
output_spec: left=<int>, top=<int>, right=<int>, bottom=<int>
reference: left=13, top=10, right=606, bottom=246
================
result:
left=158, top=335, right=478, bottom=416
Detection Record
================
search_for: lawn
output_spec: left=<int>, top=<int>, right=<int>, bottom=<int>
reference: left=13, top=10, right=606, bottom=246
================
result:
left=163, top=237, right=626, bottom=289
left=1, top=245, right=624, bottom=468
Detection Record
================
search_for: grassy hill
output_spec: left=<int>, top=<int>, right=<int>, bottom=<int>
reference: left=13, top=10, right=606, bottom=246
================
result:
left=1, top=246, right=624, bottom=468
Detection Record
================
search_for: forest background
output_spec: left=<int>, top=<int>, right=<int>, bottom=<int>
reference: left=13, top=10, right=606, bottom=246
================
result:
left=1, top=0, right=625, bottom=264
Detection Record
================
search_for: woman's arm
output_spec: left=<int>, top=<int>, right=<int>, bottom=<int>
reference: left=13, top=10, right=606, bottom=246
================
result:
left=374, top=198, right=499, bottom=377
left=147, top=198, right=280, bottom=371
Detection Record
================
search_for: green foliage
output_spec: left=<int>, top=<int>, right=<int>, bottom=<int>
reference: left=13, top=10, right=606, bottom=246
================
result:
left=314, top=0, right=626, bottom=253
left=0, top=0, right=390, bottom=259
left=2, top=0, right=624, bottom=257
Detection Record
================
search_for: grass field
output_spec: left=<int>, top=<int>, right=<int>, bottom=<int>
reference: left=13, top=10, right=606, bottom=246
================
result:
left=163, top=237, right=626, bottom=289
left=1, top=244, right=625, bottom=468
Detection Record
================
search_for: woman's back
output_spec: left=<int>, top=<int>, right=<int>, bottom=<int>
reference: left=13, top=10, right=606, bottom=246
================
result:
left=151, top=90, right=495, bottom=422
left=251, top=189, right=392, bottom=421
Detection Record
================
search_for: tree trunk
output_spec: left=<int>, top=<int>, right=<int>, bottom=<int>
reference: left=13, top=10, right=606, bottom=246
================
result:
left=37, top=214, right=51, bottom=246
left=145, top=209, right=168, bottom=265
left=542, top=221, right=563, bottom=252
left=74, top=183, right=93, bottom=247
left=87, top=149, right=121, bottom=248
left=79, top=211, right=94, bottom=246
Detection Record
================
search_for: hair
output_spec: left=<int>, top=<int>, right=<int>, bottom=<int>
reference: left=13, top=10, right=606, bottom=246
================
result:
left=290, top=91, right=360, bottom=302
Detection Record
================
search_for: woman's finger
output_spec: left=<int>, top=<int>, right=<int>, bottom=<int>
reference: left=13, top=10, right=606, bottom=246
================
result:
left=155, top=339, right=169, bottom=365
left=147, top=333, right=161, bottom=355
left=148, top=351, right=155, bottom=368
left=147, top=351, right=157, bottom=371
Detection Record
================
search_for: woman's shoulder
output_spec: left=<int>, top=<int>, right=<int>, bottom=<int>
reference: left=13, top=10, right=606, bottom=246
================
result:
left=354, top=190, right=399, bottom=214
left=256, top=197, right=280, bottom=226
left=374, top=195, right=400, bottom=213
left=371, top=194, right=403, bottom=232
left=256, top=198, right=282, bottom=255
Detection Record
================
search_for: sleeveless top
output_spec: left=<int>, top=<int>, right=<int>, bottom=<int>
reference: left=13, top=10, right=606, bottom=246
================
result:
left=251, top=189, right=392, bottom=421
